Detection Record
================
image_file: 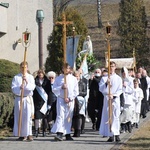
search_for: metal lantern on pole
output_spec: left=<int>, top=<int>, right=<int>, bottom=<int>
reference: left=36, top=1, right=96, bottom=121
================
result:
left=106, top=22, right=111, bottom=36
left=106, top=22, right=112, bottom=132
left=18, top=29, right=31, bottom=137
left=22, top=29, right=31, bottom=47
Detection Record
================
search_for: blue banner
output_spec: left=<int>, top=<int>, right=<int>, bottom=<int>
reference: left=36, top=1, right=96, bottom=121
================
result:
left=66, top=35, right=80, bottom=68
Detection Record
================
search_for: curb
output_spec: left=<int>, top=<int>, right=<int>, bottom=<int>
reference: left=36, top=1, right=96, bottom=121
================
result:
left=110, top=112, right=150, bottom=150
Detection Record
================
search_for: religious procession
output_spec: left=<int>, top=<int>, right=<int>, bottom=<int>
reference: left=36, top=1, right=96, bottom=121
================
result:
left=1, top=1, right=150, bottom=150
left=11, top=28, right=150, bottom=143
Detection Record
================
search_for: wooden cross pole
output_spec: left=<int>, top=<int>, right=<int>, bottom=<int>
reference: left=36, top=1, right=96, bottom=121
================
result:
left=106, top=22, right=112, bottom=132
left=55, top=13, right=73, bottom=99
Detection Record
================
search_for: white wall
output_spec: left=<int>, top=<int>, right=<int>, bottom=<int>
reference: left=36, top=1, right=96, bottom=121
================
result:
left=0, top=0, right=53, bottom=73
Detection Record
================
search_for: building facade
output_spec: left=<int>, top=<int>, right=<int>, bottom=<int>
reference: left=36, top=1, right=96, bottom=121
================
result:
left=0, top=0, right=53, bottom=73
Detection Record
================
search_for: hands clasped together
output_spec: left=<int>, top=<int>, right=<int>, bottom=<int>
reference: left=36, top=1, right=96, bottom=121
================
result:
left=20, top=75, right=28, bottom=89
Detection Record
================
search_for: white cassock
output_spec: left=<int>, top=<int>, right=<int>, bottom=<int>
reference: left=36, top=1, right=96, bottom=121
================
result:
left=11, top=73, right=35, bottom=137
left=132, top=87, right=144, bottom=123
left=51, top=74, right=79, bottom=135
left=146, top=76, right=150, bottom=101
left=120, top=76, right=134, bottom=123
left=99, top=73, right=122, bottom=136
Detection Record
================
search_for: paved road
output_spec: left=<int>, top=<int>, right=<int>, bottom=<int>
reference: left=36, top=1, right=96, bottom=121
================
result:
left=0, top=113, right=149, bottom=150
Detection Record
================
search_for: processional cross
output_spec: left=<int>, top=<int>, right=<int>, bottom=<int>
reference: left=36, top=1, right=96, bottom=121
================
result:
left=55, top=13, right=73, bottom=99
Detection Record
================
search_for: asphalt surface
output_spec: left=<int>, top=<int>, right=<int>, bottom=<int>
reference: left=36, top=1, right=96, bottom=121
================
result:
left=0, top=112, right=150, bottom=150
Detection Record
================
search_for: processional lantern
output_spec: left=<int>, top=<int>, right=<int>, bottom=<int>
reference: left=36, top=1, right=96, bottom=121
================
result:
left=106, top=22, right=111, bottom=36
left=22, top=28, right=31, bottom=47
left=18, top=28, right=31, bottom=137
left=106, top=21, right=112, bottom=132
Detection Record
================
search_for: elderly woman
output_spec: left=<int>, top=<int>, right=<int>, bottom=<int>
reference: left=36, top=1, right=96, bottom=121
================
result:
left=33, top=69, right=50, bottom=137
left=46, top=71, right=57, bottom=133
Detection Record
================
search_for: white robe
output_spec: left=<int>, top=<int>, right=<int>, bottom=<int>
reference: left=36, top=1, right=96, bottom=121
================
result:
left=11, top=73, right=35, bottom=137
left=120, top=76, right=134, bottom=123
left=99, top=73, right=122, bottom=136
left=146, top=76, right=150, bottom=101
left=51, top=74, right=79, bottom=135
left=132, top=87, right=144, bottom=123
left=133, top=87, right=144, bottom=113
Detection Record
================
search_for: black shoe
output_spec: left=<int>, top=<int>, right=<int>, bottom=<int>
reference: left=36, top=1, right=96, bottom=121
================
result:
left=107, top=136, right=114, bottom=142
left=72, top=133, right=80, bottom=137
left=115, top=135, right=121, bottom=142
left=48, top=124, right=52, bottom=134
left=73, top=130, right=80, bottom=137
left=38, top=128, right=40, bottom=134
left=127, top=121, right=132, bottom=133
left=135, top=123, right=138, bottom=128
left=92, top=123, right=96, bottom=130
left=65, top=134, right=74, bottom=141
left=72, top=134, right=77, bottom=137
left=54, top=132, right=63, bottom=141
left=16, top=137, right=24, bottom=141
left=143, top=115, right=146, bottom=118
left=43, top=131, right=46, bottom=137
left=81, top=130, right=85, bottom=134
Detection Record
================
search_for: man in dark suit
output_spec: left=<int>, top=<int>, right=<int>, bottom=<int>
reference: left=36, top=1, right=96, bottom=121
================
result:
left=88, top=68, right=104, bottom=130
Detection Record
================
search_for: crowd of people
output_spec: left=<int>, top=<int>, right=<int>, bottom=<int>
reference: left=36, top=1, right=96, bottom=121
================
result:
left=11, top=60, right=150, bottom=142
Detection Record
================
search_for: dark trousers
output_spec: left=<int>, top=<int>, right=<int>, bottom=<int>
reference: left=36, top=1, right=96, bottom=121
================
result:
left=73, top=115, right=85, bottom=130
left=141, top=101, right=147, bottom=117
left=47, top=101, right=57, bottom=123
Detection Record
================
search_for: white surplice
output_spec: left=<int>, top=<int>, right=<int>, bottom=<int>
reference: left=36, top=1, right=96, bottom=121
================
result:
left=51, top=74, right=79, bottom=135
left=11, top=73, right=35, bottom=137
left=132, top=87, right=144, bottom=123
left=120, top=76, right=134, bottom=123
left=99, top=73, right=122, bottom=136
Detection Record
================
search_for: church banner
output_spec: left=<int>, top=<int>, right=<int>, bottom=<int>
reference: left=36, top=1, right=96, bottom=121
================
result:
left=66, top=35, right=80, bottom=68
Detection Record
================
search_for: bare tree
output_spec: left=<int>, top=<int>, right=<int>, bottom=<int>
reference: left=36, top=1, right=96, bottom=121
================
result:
left=53, top=0, right=74, bottom=20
